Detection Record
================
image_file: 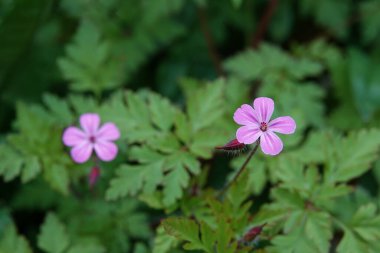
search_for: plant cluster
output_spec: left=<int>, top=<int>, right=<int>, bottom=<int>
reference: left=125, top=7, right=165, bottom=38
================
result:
left=1, top=0, right=380, bottom=253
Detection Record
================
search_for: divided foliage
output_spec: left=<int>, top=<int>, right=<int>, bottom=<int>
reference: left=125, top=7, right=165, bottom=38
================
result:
left=2, top=0, right=380, bottom=252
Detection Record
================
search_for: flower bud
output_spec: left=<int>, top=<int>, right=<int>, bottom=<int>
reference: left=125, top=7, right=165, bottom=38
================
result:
left=243, top=223, right=266, bottom=242
left=216, top=138, right=246, bottom=151
left=89, top=166, right=101, bottom=188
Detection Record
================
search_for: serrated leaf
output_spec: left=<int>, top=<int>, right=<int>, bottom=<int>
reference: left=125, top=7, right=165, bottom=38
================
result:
left=21, top=156, right=41, bottom=183
left=271, top=226, right=320, bottom=253
left=189, top=128, right=226, bottom=159
left=43, top=94, right=73, bottom=126
left=305, top=211, right=332, bottom=253
left=0, top=223, right=32, bottom=253
left=337, top=203, right=380, bottom=253
left=1, top=149, right=23, bottom=182
left=163, top=166, right=189, bottom=206
left=327, top=129, right=380, bottom=183
left=106, top=164, right=161, bottom=201
left=58, top=20, right=122, bottom=93
left=224, top=44, right=322, bottom=81
left=149, top=93, right=176, bottom=131
left=153, top=225, right=178, bottom=253
left=162, top=218, right=213, bottom=252
left=337, top=229, right=370, bottom=253
left=185, top=79, right=225, bottom=132
left=44, top=164, right=69, bottom=195
left=174, top=111, right=191, bottom=143
left=38, top=213, right=70, bottom=253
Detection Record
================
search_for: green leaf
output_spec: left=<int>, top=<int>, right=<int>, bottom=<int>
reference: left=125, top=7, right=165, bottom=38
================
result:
left=21, top=155, right=41, bottom=183
left=133, top=243, right=149, bottom=253
left=184, top=79, right=225, bottom=132
left=271, top=226, right=320, bottom=253
left=348, top=48, right=380, bottom=121
left=300, top=0, right=350, bottom=39
left=337, top=229, right=370, bottom=253
left=149, top=93, right=176, bottom=131
left=106, top=164, right=160, bottom=201
left=337, top=204, right=380, bottom=253
left=162, top=218, right=214, bottom=252
left=305, top=211, right=332, bottom=253
left=189, top=128, right=226, bottom=159
left=0, top=145, right=24, bottom=182
left=66, top=239, right=105, bottom=253
left=326, top=129, right=380, bottom=183
left=163, top=165, right=189, bottom=206
left=38, top=213, right=70, bottom=253
left=44, top=164, right=69, bottom=196
left=360, top=1, right=380, bottom=44
left=58, top=20, right=123, bottom=93
left=42, top=94, right=74, bottom=126
left=224, top=44, right=322, bottom=81
left=153, top=225, right=178, bottom=253
left=0, top=223, right=32, bottom=253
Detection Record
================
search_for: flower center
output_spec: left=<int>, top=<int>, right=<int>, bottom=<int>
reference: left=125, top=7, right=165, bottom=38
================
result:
left=89, top=136, right=96, bottom=143
left=260, top=122, right=268, bottom=132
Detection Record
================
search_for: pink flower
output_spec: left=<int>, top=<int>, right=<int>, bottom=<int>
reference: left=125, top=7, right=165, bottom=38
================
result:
left=62, top=113, right=120, bottom=163
left=233, top=97, right=296, bottom=156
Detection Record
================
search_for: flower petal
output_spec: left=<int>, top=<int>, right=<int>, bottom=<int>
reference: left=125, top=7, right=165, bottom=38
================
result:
left=62, top=126, right=86, bottom=147
left=96, top=123, right=120, bottom=141
left=80, top=113, right=100, bottom=135
left=233, top=104, right=260, bottom=126
left=236, top=125, right=262, bottom=144
left=260, top=131, right=283, bottom=156
left=253, top=97, right=274, bottom=123
left=70, top=142, right=93, bottom=163
left=94, top=140, right=118, bottom=161
left=268, top=116, right=296, bottom=134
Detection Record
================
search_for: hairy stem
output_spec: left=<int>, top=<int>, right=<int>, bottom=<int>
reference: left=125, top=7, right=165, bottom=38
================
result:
left=218, top=140, right=260, bottom=198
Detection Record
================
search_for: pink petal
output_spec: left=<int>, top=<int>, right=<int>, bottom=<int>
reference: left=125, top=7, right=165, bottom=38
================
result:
left=80, top=113, right=100, bottom=135
left=253, top=97, right=274, bottom=123
left=94, top=140, right=118, bottom=161
left=233, top=104, right=260, bottom=126
left=70, top=142, right=93, bottom=163
left=236, top=125, right=262, bottom=144
left=260, top=131, right=283, bottom=156
left=268, top=116, right=296, bottom=134
left=62, top=126, right=86, bottom=147
left=96, top=123, right=120, bottom=141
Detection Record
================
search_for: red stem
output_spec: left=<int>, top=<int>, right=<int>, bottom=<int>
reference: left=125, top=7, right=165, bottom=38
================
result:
left=251, top=0, right=278, bottom=48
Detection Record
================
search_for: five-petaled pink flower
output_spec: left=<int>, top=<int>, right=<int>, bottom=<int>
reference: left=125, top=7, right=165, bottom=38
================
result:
left=62, top=113, right=120, bottom=163
left=233, top=97, right=296, bottom=156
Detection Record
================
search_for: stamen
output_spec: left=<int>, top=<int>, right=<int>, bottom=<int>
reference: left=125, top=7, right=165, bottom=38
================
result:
left=260, top=122, right=268, bottom=132
left=89, top=136, right=96, bottom=143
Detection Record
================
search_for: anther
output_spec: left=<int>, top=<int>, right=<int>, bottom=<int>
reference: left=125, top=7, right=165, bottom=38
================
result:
left=260, top=122, right=268, bottom=132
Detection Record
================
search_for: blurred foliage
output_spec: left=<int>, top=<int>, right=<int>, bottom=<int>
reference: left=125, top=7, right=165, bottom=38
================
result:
left=1, top=0, right=380, bottom=252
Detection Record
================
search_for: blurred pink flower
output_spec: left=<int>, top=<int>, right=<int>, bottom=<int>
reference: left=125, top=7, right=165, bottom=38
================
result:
left=233, top=97, right=296, bottom=156
left=62, top=113, right=120, bottom=163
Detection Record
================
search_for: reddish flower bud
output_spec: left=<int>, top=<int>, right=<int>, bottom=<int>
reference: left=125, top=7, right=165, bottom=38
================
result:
left=216, top=138, right=246, bottom=151
left=243, top=223, right=266, bottom=242
left=89, top=166, right=101, bottom=188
